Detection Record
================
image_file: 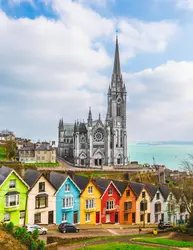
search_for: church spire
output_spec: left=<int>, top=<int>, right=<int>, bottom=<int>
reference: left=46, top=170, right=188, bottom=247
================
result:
left=113, top=32, right=121, bottom=75
left=87, top=107, right=92, bottom=127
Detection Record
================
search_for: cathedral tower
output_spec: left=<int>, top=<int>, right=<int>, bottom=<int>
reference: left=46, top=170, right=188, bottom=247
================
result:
left=106, top=34, right=128, bottom=165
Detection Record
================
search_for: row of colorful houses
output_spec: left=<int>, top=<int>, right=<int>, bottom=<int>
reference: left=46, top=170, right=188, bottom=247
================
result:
left=0, top=166, right=189, bottom=226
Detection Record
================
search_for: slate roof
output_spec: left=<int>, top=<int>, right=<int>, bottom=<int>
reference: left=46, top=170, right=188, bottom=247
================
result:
left=35, top=144, right=55, bottom=151
left=24, top=169, right=41, bottom=187
left=93, top=178, right=111, bottom=194
left=145, top=183, right=157, bottom=199
left=112, top=180, right=128, bottom=195
left=73, top=175, right=90, bottom=191
left=129, top=182, right=144, bottom=197
left=19, top=146, right=35, bottom=151
left=159, top=185, right=169, bottom=200
left=49, top=171, right=68, bottom=190
left=0, top=166, right=12, bottom=186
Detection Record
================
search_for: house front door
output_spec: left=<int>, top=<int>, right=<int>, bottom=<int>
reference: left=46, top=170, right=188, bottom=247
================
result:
left=106, top=214, right=110, bottom=223
left=96, top=212, right=100, bottom=224
left=48, top=211, right=54, bottom=224
left=115, top=212, right=119, bottom=223
left=20, top=211, right=25, bottom=226
left=73, top=211, right=78, bottom=224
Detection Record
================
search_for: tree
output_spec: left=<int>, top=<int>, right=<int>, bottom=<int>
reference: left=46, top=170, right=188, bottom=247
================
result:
left=180, top=155, right=193, bottom=227
left=4, top=138, right=17, bottom=160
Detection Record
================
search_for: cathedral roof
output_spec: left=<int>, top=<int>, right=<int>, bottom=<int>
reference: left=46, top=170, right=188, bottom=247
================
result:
left=79, top=122, right=87, bottom=134
left=113, top=34, right=121, bottom=75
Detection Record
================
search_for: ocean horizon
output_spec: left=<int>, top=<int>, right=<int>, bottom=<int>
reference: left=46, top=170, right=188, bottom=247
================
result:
left=128, top=142, right=193, bottom=170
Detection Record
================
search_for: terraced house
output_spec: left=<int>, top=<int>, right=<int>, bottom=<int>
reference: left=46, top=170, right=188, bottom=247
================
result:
left=49, top=172, right=81, bottom=225
left=0, top=166, right=29, bottom=225
left=80, top=178, right=101, bottom=224
left=24, top=169, right=56, bottom=224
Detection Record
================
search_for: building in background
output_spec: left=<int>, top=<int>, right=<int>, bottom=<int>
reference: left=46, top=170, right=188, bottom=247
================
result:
left=58, top=35, right=128, bottom=168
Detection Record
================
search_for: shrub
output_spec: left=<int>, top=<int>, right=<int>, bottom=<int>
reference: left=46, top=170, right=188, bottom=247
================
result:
left=187, top=228, right=193, bottom=236
left=14, top=227, right=27, bottom=240
left=179, top=225, right=187, bottom=233
left=37, top=240, right=45, bottom=250
left=30, top=241, right=37, bottom=250
left=5, top=222, right=14, bottom=233
left=32, top=228, right=39, bottom=241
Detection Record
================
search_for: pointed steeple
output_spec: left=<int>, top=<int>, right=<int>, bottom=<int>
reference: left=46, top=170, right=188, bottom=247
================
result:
left=113, top=32, right=121, bottom=75
left=99, top=112, right=101, bottom=120
left=74, top=120, right=77, bottom=133
left=88, top=107, right=92, bottom=127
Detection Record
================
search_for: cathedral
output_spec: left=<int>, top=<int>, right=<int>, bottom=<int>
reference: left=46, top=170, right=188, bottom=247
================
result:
left=58, top=35, right=128, bottom=167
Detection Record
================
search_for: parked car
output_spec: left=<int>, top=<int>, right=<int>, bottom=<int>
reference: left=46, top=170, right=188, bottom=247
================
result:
left=58, top=223, right=79, bottom=233
left=158, top=222, right=173, bottom=229
left=25, top=224, right=48, bottom=235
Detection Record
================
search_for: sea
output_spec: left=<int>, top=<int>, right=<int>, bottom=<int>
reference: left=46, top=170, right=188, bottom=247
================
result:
left=128, top=142, right=193, bottom=170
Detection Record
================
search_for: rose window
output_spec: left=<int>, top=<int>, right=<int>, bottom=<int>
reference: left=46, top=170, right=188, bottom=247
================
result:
left=94, top=129, right=104, bottom=142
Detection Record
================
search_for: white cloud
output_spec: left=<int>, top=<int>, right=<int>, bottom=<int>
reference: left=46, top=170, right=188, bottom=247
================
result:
left=125, top=61, right=193, bottom=141
left=0, top=0, right=180, bottom=141
left=176, top=0, right=193, bottom=10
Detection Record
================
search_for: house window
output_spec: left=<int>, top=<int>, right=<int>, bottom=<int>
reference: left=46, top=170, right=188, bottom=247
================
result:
left=106, top=200, right=114, bottom=210
left=155, top=214, right=158, bottom=223
left=42, top=156, right=45, bottom=160
left=65, top=184, right=70, bottom=192
left=39, top=182, right=45, bottom=192
left=62, top=213, right=67, bottom=222
left=63, top=197, right=73, bottom=208
left=156, top=193, right=160, bottom=200
left=86, top=199, right=95, bottom=209
left=142, top=191, right=146, bottom=198
left=180, top=204, right=186, bottom=213
left=108, top=188, right=113, bottom=195
left=126, top=190, right=130, bottom=197
left=86, top=213, right=90, bottom=222
left=124, top=213, right=128, bottom=221
left=9, top=180, right=16, bottom=189
left=140, top=214, right=144, bottom=222
left=155, top=203, right=161, bottom=213
left=20, top=211, right=25, bottom=219
left=44, top=151, right=46, bottom=154
left=5, top=195, right=19, bottom=207
left=34, top=213, right=41, bottom=223
left=4, top=213, right=10, bottom=222
left=35, top=196, right=48, bottom=209
left=88, top=186, right=93, bottom=194
left=140, top=200, right=147, bottom=211
left=124, top=202, right=132, bottom=210
left=80, top=159, right=84, bottom=165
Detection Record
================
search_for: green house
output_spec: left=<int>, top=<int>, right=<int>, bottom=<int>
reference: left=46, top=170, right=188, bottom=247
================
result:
left=0, top=166, right=29, bottom=225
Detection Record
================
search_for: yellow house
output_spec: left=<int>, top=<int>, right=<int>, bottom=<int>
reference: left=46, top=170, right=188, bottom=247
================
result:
left=80, top=179, right=101, bottom=224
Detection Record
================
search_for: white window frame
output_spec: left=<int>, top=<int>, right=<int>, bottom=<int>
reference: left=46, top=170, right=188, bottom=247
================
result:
left=108, top=188, right=113, bottom=196
left=86, top=199, right=95, bottom=209
left=86, top=213, right=90, bottom=222
left=5, top=195, right=19, bottom=208
left=9, top=180, right=16, bottom=189
left=88, top=186, right=93, bottom=194
left=63, top=197, right=73, bottom=209
left=106, top=200, right=114, bottom=210
left=62, top=213, right=67, bottom=222
left=65, top=184, right=70, bottom=192
left=4, top=212, right=10, bottom=222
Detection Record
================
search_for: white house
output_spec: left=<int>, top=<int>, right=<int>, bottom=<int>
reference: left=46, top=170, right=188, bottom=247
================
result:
left=24, top=169, right=56, bottom=225
left=177, top=196, right=189, bottom=223
left=148, top=186, right=165, bottom=224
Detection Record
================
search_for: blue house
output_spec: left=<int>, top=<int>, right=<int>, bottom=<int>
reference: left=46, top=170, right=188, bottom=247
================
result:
left=50, top=172, right=81, bottom=224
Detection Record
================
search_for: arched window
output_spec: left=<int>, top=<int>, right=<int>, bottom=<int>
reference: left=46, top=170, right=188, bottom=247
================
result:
left=117, top=103, right=121, bottom=116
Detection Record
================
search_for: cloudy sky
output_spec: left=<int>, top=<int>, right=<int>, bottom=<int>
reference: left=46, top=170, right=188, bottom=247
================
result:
left=1, top=0, right=193, bottom=142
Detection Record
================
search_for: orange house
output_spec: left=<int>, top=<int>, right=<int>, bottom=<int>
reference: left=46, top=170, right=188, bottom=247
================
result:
left=119, top=184, right=137, bottom=224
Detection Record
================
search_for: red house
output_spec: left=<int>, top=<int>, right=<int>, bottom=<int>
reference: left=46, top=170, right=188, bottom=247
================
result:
left=94, top=178, right=121, bottom=224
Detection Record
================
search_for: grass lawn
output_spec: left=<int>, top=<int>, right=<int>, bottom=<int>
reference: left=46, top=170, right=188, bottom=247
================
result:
left=68, top=234, right=152, bottom=246
left=77, top=243, right=170, bottom=250
left=24, top=162, right=60, bottom=167
left=133, top=238, right=193, bottom=248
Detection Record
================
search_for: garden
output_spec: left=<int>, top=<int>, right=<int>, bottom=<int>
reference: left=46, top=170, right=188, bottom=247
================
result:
left=1, top=222, right=45, bottom=250
left=0, top=146, right=6, bottom=160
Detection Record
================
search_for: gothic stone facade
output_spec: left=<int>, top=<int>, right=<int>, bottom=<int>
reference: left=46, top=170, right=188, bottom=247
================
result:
left=58, top=36, right=128, bottom=167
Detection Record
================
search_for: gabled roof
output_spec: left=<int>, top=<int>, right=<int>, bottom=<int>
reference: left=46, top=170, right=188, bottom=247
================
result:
left=159, top=185, right=169, bottom=201
left=145, top=183, right=157, bottom=199
left=129, top=182, right=145, bottom=197
left=73, top=175, right=90, bottom=191
left=0, top=166, right=29, bottom=189
left=49, top=171, right=68, bottom=190
left=112, top=180, right=128, bottom=195
left=24, top=169, right=41, bottom=187
left=35, top=144, right=55, bottom=151
left=93, top=178, right=111, bottom=194
left=0, top=166, right=12, bottom=185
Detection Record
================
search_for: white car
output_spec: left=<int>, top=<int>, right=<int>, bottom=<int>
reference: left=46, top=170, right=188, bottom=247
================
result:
left=25, top=224, right=48, bottom=235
